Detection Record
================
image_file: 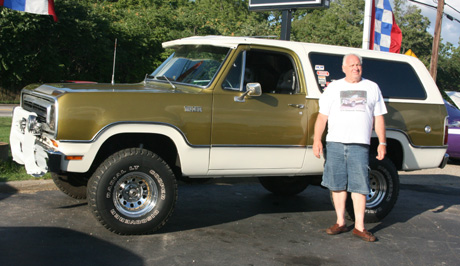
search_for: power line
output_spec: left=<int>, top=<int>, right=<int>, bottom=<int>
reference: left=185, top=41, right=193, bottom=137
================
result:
left=408, top=0, right=460, bottom=23
left=444, top=1, right=460, bottom=15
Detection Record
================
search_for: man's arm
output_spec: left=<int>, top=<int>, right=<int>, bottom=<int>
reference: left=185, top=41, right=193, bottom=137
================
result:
left=374, top=115, right=386, bottom=160
left=313, top=113, right=328, bottom=158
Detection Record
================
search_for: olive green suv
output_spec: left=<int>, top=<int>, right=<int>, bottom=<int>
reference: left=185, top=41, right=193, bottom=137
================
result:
left=10, top=36, right=449, bottom=234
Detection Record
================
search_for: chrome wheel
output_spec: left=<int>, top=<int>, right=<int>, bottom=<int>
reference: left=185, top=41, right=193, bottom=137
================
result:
left=88, top=148, right=177, bottom=235
left=113, top=172, right=159, bottom=218
left=366, top=170, right=387, bottom=208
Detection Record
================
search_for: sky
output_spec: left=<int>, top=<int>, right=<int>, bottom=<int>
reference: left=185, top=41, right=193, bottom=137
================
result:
left=406, top=0, right=460, bottom=47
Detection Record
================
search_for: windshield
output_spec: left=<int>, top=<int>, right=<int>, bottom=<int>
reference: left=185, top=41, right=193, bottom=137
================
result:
left=148, top=45, right=230, bottom=87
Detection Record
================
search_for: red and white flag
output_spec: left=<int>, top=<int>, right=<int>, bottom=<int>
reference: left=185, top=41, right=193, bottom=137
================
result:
left=369, top=0, right=401, bottom=53
left=0, top=0, right=58, bottom=22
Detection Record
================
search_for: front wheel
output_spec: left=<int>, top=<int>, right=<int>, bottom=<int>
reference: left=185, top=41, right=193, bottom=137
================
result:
left=344, top=156, right=400, bottom=223
left=87, top=148, right=177, bottom=235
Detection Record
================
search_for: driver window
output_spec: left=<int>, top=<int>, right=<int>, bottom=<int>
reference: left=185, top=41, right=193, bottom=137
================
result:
left=222, top=52, right=244, bottom=91
left=222, top=49, right=298, bottom=94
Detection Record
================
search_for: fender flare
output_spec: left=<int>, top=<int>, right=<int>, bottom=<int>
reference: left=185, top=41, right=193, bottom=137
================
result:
left=56, top=122, right=210, bottom=175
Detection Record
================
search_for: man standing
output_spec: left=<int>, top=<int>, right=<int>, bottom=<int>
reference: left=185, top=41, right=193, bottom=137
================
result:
left=313, top=53, right=387, bottom=242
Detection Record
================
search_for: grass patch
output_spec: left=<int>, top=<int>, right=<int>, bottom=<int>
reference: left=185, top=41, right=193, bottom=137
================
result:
left=0, top=117, right=12, bottom=141
left=0, top=117, right=13, bottom=144
left=0, top=117, right=50, bottom=182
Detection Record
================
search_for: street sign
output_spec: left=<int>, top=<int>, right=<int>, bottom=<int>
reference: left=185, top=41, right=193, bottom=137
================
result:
left=249, top=0, right=330, bottom=11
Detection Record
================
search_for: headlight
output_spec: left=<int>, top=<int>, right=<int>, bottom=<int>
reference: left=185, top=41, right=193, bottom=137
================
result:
left=46, top=104, right=56, bottom=131
left=27, top=115, right=42, bottom=135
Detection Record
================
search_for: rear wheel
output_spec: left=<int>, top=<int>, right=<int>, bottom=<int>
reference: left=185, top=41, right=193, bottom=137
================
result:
left=258, top=176, right=309, bottom=196
left=87, top=148, right=177, bottom=235
left=343, top=156, right=400, bottom=223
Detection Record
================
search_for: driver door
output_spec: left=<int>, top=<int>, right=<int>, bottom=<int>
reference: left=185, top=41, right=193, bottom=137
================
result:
left=209, top=46, right=308, bottom=174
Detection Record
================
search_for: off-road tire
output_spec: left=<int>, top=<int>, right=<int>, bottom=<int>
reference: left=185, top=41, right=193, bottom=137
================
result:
left=87, top=148, right=177, bottom=235
left=258, top=176, right=309, bottom=196
left=52, top=172, right=88, bottom=199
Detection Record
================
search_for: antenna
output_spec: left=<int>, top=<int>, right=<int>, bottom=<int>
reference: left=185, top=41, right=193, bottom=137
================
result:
left=111, top=38, right=117, bottom=85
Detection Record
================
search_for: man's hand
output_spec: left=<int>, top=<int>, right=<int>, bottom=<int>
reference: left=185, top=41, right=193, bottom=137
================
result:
left=313, top=113, right=328, bottom=159
left=313, top=140, right=323, bottom=158
left=376, top=144, right=386, bottom=160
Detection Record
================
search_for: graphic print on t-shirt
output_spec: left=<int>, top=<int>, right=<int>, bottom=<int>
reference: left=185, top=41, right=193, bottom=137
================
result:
left=340, top=90, right=367, bottom=111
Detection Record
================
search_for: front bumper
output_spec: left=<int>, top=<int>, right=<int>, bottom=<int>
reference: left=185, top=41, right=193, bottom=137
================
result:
left=47, top=151, right=64, bottom=173
left=10, top=107, right=52, bottom=177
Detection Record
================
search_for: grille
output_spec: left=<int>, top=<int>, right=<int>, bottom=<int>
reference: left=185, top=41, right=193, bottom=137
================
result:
left=22, top=94, right=53, bottom=119
left=23, top=100, right=47, bottom=117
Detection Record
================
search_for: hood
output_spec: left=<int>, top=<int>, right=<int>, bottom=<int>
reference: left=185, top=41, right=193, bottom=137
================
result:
left=25, top=81, right=203, bottom=97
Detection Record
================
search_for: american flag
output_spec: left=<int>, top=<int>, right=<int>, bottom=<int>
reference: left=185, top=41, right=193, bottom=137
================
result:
left=370, top=0, right=401, bottom=53
left=0, top=0, right=58, bottom=22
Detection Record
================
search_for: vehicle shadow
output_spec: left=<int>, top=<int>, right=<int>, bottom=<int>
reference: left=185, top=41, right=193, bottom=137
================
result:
left=0, top=227, right=143, bottom=265
left=158, top=181, right=334, bottom=234
left=370, top=172, right=460, bottom=234
left=159, top=173, right=460, bottom=235
left=448, top=158, right=460, bottom=165
left=3, top=173, right=458, bottom=237
left=0, top=183, right=17, bottom=200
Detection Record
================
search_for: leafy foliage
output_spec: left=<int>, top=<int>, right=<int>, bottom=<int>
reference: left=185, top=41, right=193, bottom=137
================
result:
left=0, top=0, right=459, bottom=96
left=0, top=0, right=272, bottom=94
left=291, top=0, right=364, bottom=47
left=392, top=0, right=433, bottom=65
left=438, top=44, right=460, bottom=91
left=0, top=1, right=114, bottom=90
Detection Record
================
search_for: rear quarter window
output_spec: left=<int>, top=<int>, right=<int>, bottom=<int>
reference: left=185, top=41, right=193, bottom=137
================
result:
left=309, top=52, right=427, bottom=100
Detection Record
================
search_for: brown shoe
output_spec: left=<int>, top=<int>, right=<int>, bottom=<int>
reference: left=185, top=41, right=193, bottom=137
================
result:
left=326, top=224, right=349, bottom=235
left=352, top=228, right=377, bottom=242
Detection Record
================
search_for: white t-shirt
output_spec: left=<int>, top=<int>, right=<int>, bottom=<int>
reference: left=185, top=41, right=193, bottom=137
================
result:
left=319, top=78, right=387, bottom=145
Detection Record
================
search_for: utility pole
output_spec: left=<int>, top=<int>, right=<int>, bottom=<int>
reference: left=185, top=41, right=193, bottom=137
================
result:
left=430, top=0, right=444, bottom=81
left=280, top=10, right=292, bottom=41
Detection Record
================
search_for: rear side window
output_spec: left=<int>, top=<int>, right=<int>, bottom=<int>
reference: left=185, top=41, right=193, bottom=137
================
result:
left=309, top=52, right=427, bottom=99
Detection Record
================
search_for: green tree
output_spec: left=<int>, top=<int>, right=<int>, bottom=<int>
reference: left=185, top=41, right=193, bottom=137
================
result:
left=93, top=1, right=174, bottom=82
left=437, top=43, right=460, bottom=91
left=0, top=1, right=115, bottom=91
left=392, top=0, right=459, bottom=91
left=291, top=0, right=364, bottom=47
left=1, top=0, right=458, bottom=96
left=1, top=0, right=274, bottom=95
left=171, top=0, right=272, bottom=38
left=392, top=0, right=433, bottom=65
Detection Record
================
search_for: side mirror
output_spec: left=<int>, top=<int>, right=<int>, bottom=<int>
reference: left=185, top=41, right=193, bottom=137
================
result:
left=234, top=83, right=262, bottom=102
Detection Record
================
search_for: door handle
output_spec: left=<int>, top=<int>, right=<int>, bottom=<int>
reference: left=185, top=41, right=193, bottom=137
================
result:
left=288, top=104, right=305, bottom=109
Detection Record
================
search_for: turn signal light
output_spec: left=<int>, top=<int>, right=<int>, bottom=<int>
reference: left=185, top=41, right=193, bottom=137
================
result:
left=65, top=156, right=83, bottom=161
left=51, top=139, right=59, bottom=148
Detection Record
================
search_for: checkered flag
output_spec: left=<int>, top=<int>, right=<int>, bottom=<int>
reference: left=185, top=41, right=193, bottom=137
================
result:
left=370, top=0, right=402, bottom=53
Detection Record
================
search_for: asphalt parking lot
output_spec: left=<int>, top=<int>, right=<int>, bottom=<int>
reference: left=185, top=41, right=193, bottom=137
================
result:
left=0, top=164, right=459, bottom=266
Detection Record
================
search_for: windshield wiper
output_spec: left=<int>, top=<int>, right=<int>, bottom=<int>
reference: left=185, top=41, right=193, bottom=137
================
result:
left=154, top=75, right=176, bottom=89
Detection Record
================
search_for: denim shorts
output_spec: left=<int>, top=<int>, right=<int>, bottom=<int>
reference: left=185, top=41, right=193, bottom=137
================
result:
left=321, top=142, right=370, bottom=195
